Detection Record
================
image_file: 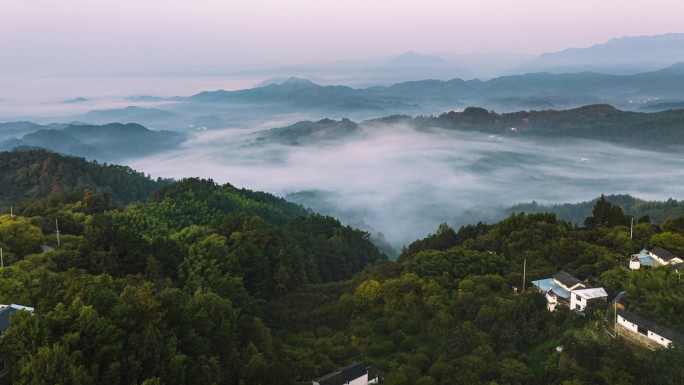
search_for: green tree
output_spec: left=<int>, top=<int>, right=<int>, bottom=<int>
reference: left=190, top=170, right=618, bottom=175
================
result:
left=0, top=215, right=44, bottom=258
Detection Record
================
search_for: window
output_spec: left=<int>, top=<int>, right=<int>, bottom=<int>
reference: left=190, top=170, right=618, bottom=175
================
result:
left=637, top=325, right=648, bottom=335
left=575, top=294, right=581, bottom=302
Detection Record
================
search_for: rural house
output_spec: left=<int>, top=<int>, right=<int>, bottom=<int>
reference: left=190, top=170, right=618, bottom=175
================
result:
left=313, top=363, right=384, bottom=385
left=617, top=309, right=684, bottom=348
left=532, top=271, right=607, bottom=312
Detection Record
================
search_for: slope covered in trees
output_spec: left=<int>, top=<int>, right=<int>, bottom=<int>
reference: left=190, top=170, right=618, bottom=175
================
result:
left=0, top=152, right=386, bottom=384
left=0, top=152, right=682, bottom=385
left=369, top=105, right=684, bottom=149
left=0, top=150, right=169, bottom=209
left=0, top=123, right=184, bottom=161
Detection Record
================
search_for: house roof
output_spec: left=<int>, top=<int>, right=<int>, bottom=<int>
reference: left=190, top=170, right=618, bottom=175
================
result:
left=532, top=278, right=571, bottom=299
left=314, top=371, right=344, bottom=385
left=341, top=363, right=366, bottom=381
left=367, top=366, right=386, bottom=381
left=314, top=363, right=366, bottom=385
left=0, top=304, right=35, bottom=331
left=673, top=262, right=684, bottom=272
left=573, top=287, right=608, bottom=299
left=553, top=271, right=583, bottom=288
left=618, top=309, right=684, bottom=346
left=651, top=246, right=677, bottom=261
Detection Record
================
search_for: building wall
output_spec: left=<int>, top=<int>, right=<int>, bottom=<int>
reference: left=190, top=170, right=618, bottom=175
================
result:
left=629, top=260, right=641, bottom=270
left=647, top=331, right=672, bottom=347
left=649, top=252, right=667, bottom=265
left=349, top=374, right=368, bottom=385
left=618, top=315, right=639, bottom=334
left=618, top=315, right=673, bottom=348
left=570, top=293, right=586, bottom=311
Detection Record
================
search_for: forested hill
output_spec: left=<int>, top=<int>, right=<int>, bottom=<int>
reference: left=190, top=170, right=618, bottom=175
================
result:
left=508, top=194, right=684, bottom=226
left=0, top=154, right=386, bottom=384
left=0, top=122, right=184, bottom=162
left=369, top=105, right=684, bottom=149
left=3, top=151, right=684, bottom=385
left=0, top=149, right=168, bottom=208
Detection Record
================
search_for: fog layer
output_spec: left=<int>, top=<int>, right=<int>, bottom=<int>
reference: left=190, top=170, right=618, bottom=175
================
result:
left=127, top=122, right=684, bottom=250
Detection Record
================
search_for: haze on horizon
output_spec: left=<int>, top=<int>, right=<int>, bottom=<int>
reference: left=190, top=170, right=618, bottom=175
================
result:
left=3, top=0, right=684, bottom=77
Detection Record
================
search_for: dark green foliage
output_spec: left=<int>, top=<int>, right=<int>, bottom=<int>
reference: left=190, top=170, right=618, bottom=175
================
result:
left=0, top=150, right=168, bottom=209
left=2, top=153, right=684, bottom=385
left=510, top=194, right=684, bottom=226
left=584, top=195, right=628, bottom=228
left=0, top=123, right=184, bottom=162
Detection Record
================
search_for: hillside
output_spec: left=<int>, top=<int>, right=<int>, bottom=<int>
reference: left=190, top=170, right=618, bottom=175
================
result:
left=254, top=118, right=361, bottom=146
left=367, top=104, right=684, bottom=149
left=1, top=159, right=683, bottom=384
left=0, top=150, right=168, bottom=208
left=0, top=153, right=388, bottom=384
left=508, top=195, right=684, bottom=226
left=0, top=122, right=185, bottom=161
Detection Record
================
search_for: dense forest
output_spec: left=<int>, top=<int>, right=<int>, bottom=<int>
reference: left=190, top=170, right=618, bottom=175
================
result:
left=508, top=194, right=684, bottom=227
left=369, top=105, right=684, bottom=149
left=0, top=151, right=682, bottom=385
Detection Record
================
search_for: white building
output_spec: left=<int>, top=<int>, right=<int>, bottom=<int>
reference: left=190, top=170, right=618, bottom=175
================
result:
left=629, top=247, right=683, bottom=270
left=313, top=363, right=384, bottom=385
left=532, top=271, right=608, bottom=312
left=570, top=288, right=608, bottom=311
left=617, top=309, right=684, bottom=348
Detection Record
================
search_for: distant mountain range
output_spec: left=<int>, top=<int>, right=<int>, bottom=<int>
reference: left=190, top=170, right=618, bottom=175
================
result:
left=10, top=33, right=684, bottom=133
left=250, top=104, right=684, bottom=150
left=253, top=118, right=361, bottom=146
left=175, top=63, right=684, bottom=122
left=515, top=33, right=684, bottom=75
left=0, top=122, right=184, bottom=161
left=369, top=104, right=684, bottom=149
left=40, top=61, right=684, bottom=134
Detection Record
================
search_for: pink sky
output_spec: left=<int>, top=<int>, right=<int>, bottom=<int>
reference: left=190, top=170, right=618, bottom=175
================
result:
left=2, top=0, right=684, bottom=75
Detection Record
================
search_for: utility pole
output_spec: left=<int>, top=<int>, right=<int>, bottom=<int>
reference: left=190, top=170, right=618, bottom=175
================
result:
left=0, top=248, right=3, bottom=268
left=630, top=216, right=634, bottom=240
left=55, top=219, right=61, bottom=246
left=522, top=258, right=526, bottom=293
left=615, top=301, right=618, bottom=340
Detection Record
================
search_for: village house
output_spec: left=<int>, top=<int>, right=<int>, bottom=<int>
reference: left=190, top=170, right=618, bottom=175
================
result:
left=532, top=271, right=607, bottom=312
left=313, top=363, right=384, bottom=385
left=570, top=288, right=609, bottom=311
left=630, top=247, right=684, bottom=270
left=617, top=309, right=684, bottom=348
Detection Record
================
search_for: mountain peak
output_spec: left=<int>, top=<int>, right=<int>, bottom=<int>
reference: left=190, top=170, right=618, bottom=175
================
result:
left=280, top=77, right=317, bottom=87
left=388, top=51, right=450, bottom=67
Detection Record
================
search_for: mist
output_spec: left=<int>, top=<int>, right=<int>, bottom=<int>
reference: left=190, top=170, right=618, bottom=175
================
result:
left=126, top=121, right=684, bottom=251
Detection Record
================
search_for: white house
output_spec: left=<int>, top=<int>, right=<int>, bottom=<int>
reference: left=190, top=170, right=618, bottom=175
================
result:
left=649, top=247, right=683, bottom=265
left=570, top=288, right=608, bottom=311
left=532, top=271, right=607, bottom=312
left=552, top=271, right=586, bottom=292
left=629, top=247, right=683, bottom=270
left=313, top=363, right=384, bottom=385
left=617, top=309, right=684, bottom=348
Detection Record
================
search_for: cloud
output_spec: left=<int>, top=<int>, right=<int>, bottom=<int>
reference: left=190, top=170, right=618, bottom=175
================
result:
left=127, top=121, right=684, bottom=249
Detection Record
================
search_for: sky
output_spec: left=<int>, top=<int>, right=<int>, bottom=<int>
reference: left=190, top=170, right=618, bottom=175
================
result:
left=2, top=0, right=684, bottom=76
